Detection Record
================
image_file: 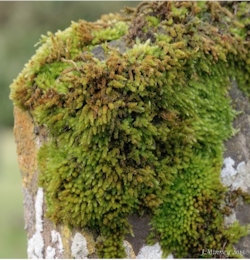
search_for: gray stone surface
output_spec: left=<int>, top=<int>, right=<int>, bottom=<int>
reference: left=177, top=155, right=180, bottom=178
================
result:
left=224, top=81, right=250, bottom=258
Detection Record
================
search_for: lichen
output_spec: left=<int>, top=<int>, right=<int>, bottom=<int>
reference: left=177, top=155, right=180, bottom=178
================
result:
left=45, top=246, right=56, bottom=259
left=27, top=188, right=44, bottom=259
left=45, top=230, right=64, bottom=258
left=136, top=242, right=170, bottom=259
left=221, top=157, right=250, bottom=192
left=71, top=232, right=89, bottom=259
left=10, top=1, right=250, bottom=258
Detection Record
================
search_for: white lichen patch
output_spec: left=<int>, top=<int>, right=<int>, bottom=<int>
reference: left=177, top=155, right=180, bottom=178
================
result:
left=71, top=232, right=89, bottom=259
left=45, top=230, right=64, bottom=259
left=46, top=246, right=56, bottom=259
left=224, top=210, right=237, bottom=227
left=27, top=188, right=44, bottom=259
left=136, top=242, right=173, bottom=259
left=221, top=157, right=250, bottom=228
left=35, top=188, right=44, bottom=232
left=221, top=157, right=250, bottom=192
left=51, top=230, right=64, bottom=254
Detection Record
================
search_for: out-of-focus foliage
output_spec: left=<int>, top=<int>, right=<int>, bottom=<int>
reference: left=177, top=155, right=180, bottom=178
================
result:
left=0, top=1, right=138, bottom=127
left=0, top=129, right=26, bottom=258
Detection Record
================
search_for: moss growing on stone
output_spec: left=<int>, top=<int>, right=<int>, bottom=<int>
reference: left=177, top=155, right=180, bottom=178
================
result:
left=10, top=1, right=250, bottom=258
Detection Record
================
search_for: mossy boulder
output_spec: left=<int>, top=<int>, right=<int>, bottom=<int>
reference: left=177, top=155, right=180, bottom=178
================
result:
left=10, top=1, right=250, bottom=258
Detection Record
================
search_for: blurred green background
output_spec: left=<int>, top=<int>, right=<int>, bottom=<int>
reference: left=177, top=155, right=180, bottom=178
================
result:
left=0, top=1, right=138, bottom=258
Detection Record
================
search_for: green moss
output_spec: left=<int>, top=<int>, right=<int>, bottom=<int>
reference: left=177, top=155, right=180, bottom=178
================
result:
left=91, top=21, right=128, bottom=45
left=10, top=2, right=250, bottom=258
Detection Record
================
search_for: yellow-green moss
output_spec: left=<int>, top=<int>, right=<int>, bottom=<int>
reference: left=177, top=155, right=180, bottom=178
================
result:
left=10, top=1, right=250, bottom=258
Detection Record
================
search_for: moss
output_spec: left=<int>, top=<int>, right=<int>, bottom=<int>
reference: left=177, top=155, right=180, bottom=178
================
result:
left=10, top=1, right=250, bottom=258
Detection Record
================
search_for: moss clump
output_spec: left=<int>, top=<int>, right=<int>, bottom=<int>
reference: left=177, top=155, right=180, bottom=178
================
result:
left=10, top=1, right=250, bottom=258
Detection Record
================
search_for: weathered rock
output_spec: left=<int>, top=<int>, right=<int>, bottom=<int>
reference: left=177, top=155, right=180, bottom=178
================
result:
left=13, top=59, right=250, bottom=260
left=224, top=81, right=250, bottom=258
left=11, top=1, right=250, bottom=258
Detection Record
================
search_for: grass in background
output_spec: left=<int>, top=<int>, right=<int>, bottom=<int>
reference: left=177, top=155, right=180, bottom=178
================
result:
left=0, top=128, right=27, bottom=258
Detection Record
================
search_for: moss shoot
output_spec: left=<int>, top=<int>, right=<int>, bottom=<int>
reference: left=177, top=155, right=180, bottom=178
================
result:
left=10, top=1, right=250, bottom=258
